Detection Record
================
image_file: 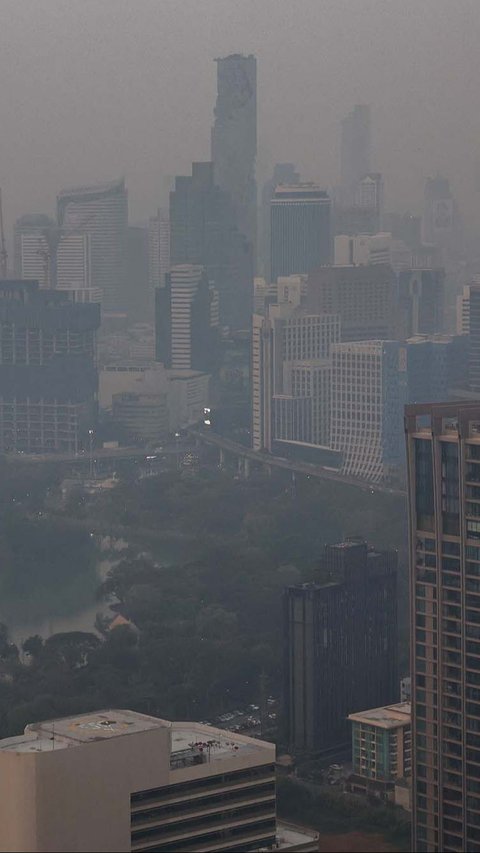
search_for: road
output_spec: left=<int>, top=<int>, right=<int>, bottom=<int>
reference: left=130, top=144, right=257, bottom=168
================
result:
left=3, top=443, right=195, bottom=465
left=188, top=428, right=407, bottom=498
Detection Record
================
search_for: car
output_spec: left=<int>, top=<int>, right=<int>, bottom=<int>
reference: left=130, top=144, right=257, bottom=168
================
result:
left=248, top=704, right=259, bottom=711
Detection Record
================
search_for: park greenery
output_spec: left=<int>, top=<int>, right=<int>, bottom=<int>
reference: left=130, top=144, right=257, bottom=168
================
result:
left=0, top=462, right=408, bottom=738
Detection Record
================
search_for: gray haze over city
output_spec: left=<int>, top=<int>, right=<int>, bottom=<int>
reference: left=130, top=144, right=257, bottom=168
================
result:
left=2, top=0, right=480, bottom=234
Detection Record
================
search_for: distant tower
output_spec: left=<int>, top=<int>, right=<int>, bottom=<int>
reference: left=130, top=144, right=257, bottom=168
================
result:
left=422, top=174, right=455, bottom=249
left=270, top=184, right=331, bottom=282
left=260, top=163, right=300, bottom=281
left=340, top=105, right=371, bottom=205
left=211, top=54, right=257, bottom=250
left=148, top=209, right=170, bottom=292
left=57, top=179, right=128, bottom=312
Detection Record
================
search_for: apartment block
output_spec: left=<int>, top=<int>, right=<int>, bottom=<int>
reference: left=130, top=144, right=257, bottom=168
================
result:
left=405, top=402, right=480, bottom=851
left=348, top=702, right=411, bottom=801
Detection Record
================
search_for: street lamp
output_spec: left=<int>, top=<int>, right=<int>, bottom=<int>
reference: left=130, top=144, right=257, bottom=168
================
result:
left=175, top=432, right=180, bottom=471
left=88, top=429, right=94, bottom=479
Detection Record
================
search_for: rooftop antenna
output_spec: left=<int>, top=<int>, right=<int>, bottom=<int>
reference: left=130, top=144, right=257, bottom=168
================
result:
left=0, top=189, right=7, bottom=278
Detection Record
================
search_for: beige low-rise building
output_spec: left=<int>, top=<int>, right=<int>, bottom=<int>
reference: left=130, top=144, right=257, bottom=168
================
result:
left=0, top=709, right=279, bottom=853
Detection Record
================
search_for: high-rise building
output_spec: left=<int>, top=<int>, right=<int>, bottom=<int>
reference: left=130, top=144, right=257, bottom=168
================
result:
left=355, top=173, right=384, bottom=231
left=0, top=280, right=99, bottom=453
left=270, top=184, right=331, bottom=283
left=405, top=401, right=480, bottom=852
left=331, top=340, right=407, bottom=483
left=340, top=105, right=371, bottom=204
left=155, top=264, right=217, bottom=372
left=252, top=288, right=340, bottom=453
left=422, top=175, right=456, bottom=250
left=169, top=162, right=252, bottom=329
left=457, top=284, right=471, bottom=336
left=148, top=209, right=170, bottom=291
left=307, top=264, right=396, bottom=341
left=211, top=54, right=257, bottom=250
left=284, top=538, right=397, bottom=754
left=125, top=225, right=149, bottom=323
left=13, top=214, right=55, bottom=285
left=14, top=215, right=94, bottom=294
left=252, top=312, right=274, bottom=451
left=469, top=284, right=480, bottom=392
left=57, top=179, right=128, bottom=312
left=0, top=709, right=278, bottom=853
left=396, top=269, right=445, bottom=340
left=259, top=163, right=300, bottom=280
left=348, top=702, right=412, bottom=801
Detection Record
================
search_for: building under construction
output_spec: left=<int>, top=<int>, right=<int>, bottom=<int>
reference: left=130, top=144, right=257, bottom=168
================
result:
left=0, top=280, right=100, bottom=453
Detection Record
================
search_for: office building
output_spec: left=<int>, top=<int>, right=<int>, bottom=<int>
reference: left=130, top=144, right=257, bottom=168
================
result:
left=0, top=280, right=99, bottom=453
left=211, top=54, right=257, bottom=249
left=396, top=269, right=445, bottom=339
left=148, top=209, right=170, bottom=291
left=13, top=214, right=55, bottom=285
left=331, top=340, right=407, bottom=484
left=334, top=232, right=392, bottom=267
left=259, top=163, right=300, bottom=280
left=355, top=173, right=384, bottom=231
left=457, top=284, right=470, bottom=335
left=284, top=538, right=397, bottom=754
left=422, top=175, right=456, bottom=250
left=348, top=702, right=411, bottom=801
left=169, top=162, right=252, bottom=329
left=252, top=312, right=274, bottom=451
left=271, top=184, right=331, bottom=282
left=0, top=709, right=278, bottom=853
left=14, top=215, right=93, bottom=294
left=469, top=284, right=480, bottom=392
left=405, top=401, right=480, bottom=852
left=407, top=335, right=467, bottom=404
left=57, top=179, right=128, bottom=312
left=112, top=391, right=168, bottom=445
left=252, top=298, right=339, bottom=453
left=307, top=264, right=396, bottom=341
left=125, top=225, right=149, bottom=323
left=340, top=105, right=371, bottom=204
left=155, top=265, right=217, bottom=373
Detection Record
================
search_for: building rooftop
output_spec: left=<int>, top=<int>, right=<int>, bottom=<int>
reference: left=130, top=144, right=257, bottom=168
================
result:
left=0, top=711, right=274, bottom=764
left=348, top=702, right=411, bottom=730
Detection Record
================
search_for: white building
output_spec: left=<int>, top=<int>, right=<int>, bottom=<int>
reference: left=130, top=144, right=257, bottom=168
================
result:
left=169, top=264, right=209, bottom=371
left=57, top=179, right=128, bottom=312
left=331, top=340, right=406, bottom=483
left=56, top=233, right=92, bottom=291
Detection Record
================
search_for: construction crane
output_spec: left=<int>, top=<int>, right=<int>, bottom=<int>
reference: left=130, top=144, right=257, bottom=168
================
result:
left=0, top=188, right=7, bottom=278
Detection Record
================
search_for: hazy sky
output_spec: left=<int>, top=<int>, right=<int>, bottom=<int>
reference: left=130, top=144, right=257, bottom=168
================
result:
left=2, top=0, right=480, bottom=234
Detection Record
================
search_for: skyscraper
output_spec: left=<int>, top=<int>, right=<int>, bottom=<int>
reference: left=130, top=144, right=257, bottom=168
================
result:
left=405, top=402, right=480, bottom=852
left=155, top=264, right=217, bottom=372
left=340, top=105, right=371, bottom=204
left=307, top=264, right=396, bottom=341
left=284, top=538, right=397, bottom=754
left=169, top=162, right=252, bottom=329
left=211, top=54, right=257, bottom=249
left=13, top=214, right=55, bottom=285
left=422, top=175, right=456, bottom=249
left=148, top=208, right=170, bottom=291
left=270, top=184, right=331, bottom=282
left=57, top=179, right=128, bottom=312
left=259, top=163, right=300, bottom=280
left=0, top=280, right=99, bottom=453
left=331, top=340, right=407, bottom=484
left=355, top=173, right=384, bottom=231
left=469, top=283, right=480, bottom=392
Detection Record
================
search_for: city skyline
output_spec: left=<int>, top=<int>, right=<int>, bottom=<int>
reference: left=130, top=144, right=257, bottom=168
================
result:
left=2, top=1, right=480, bottom=239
